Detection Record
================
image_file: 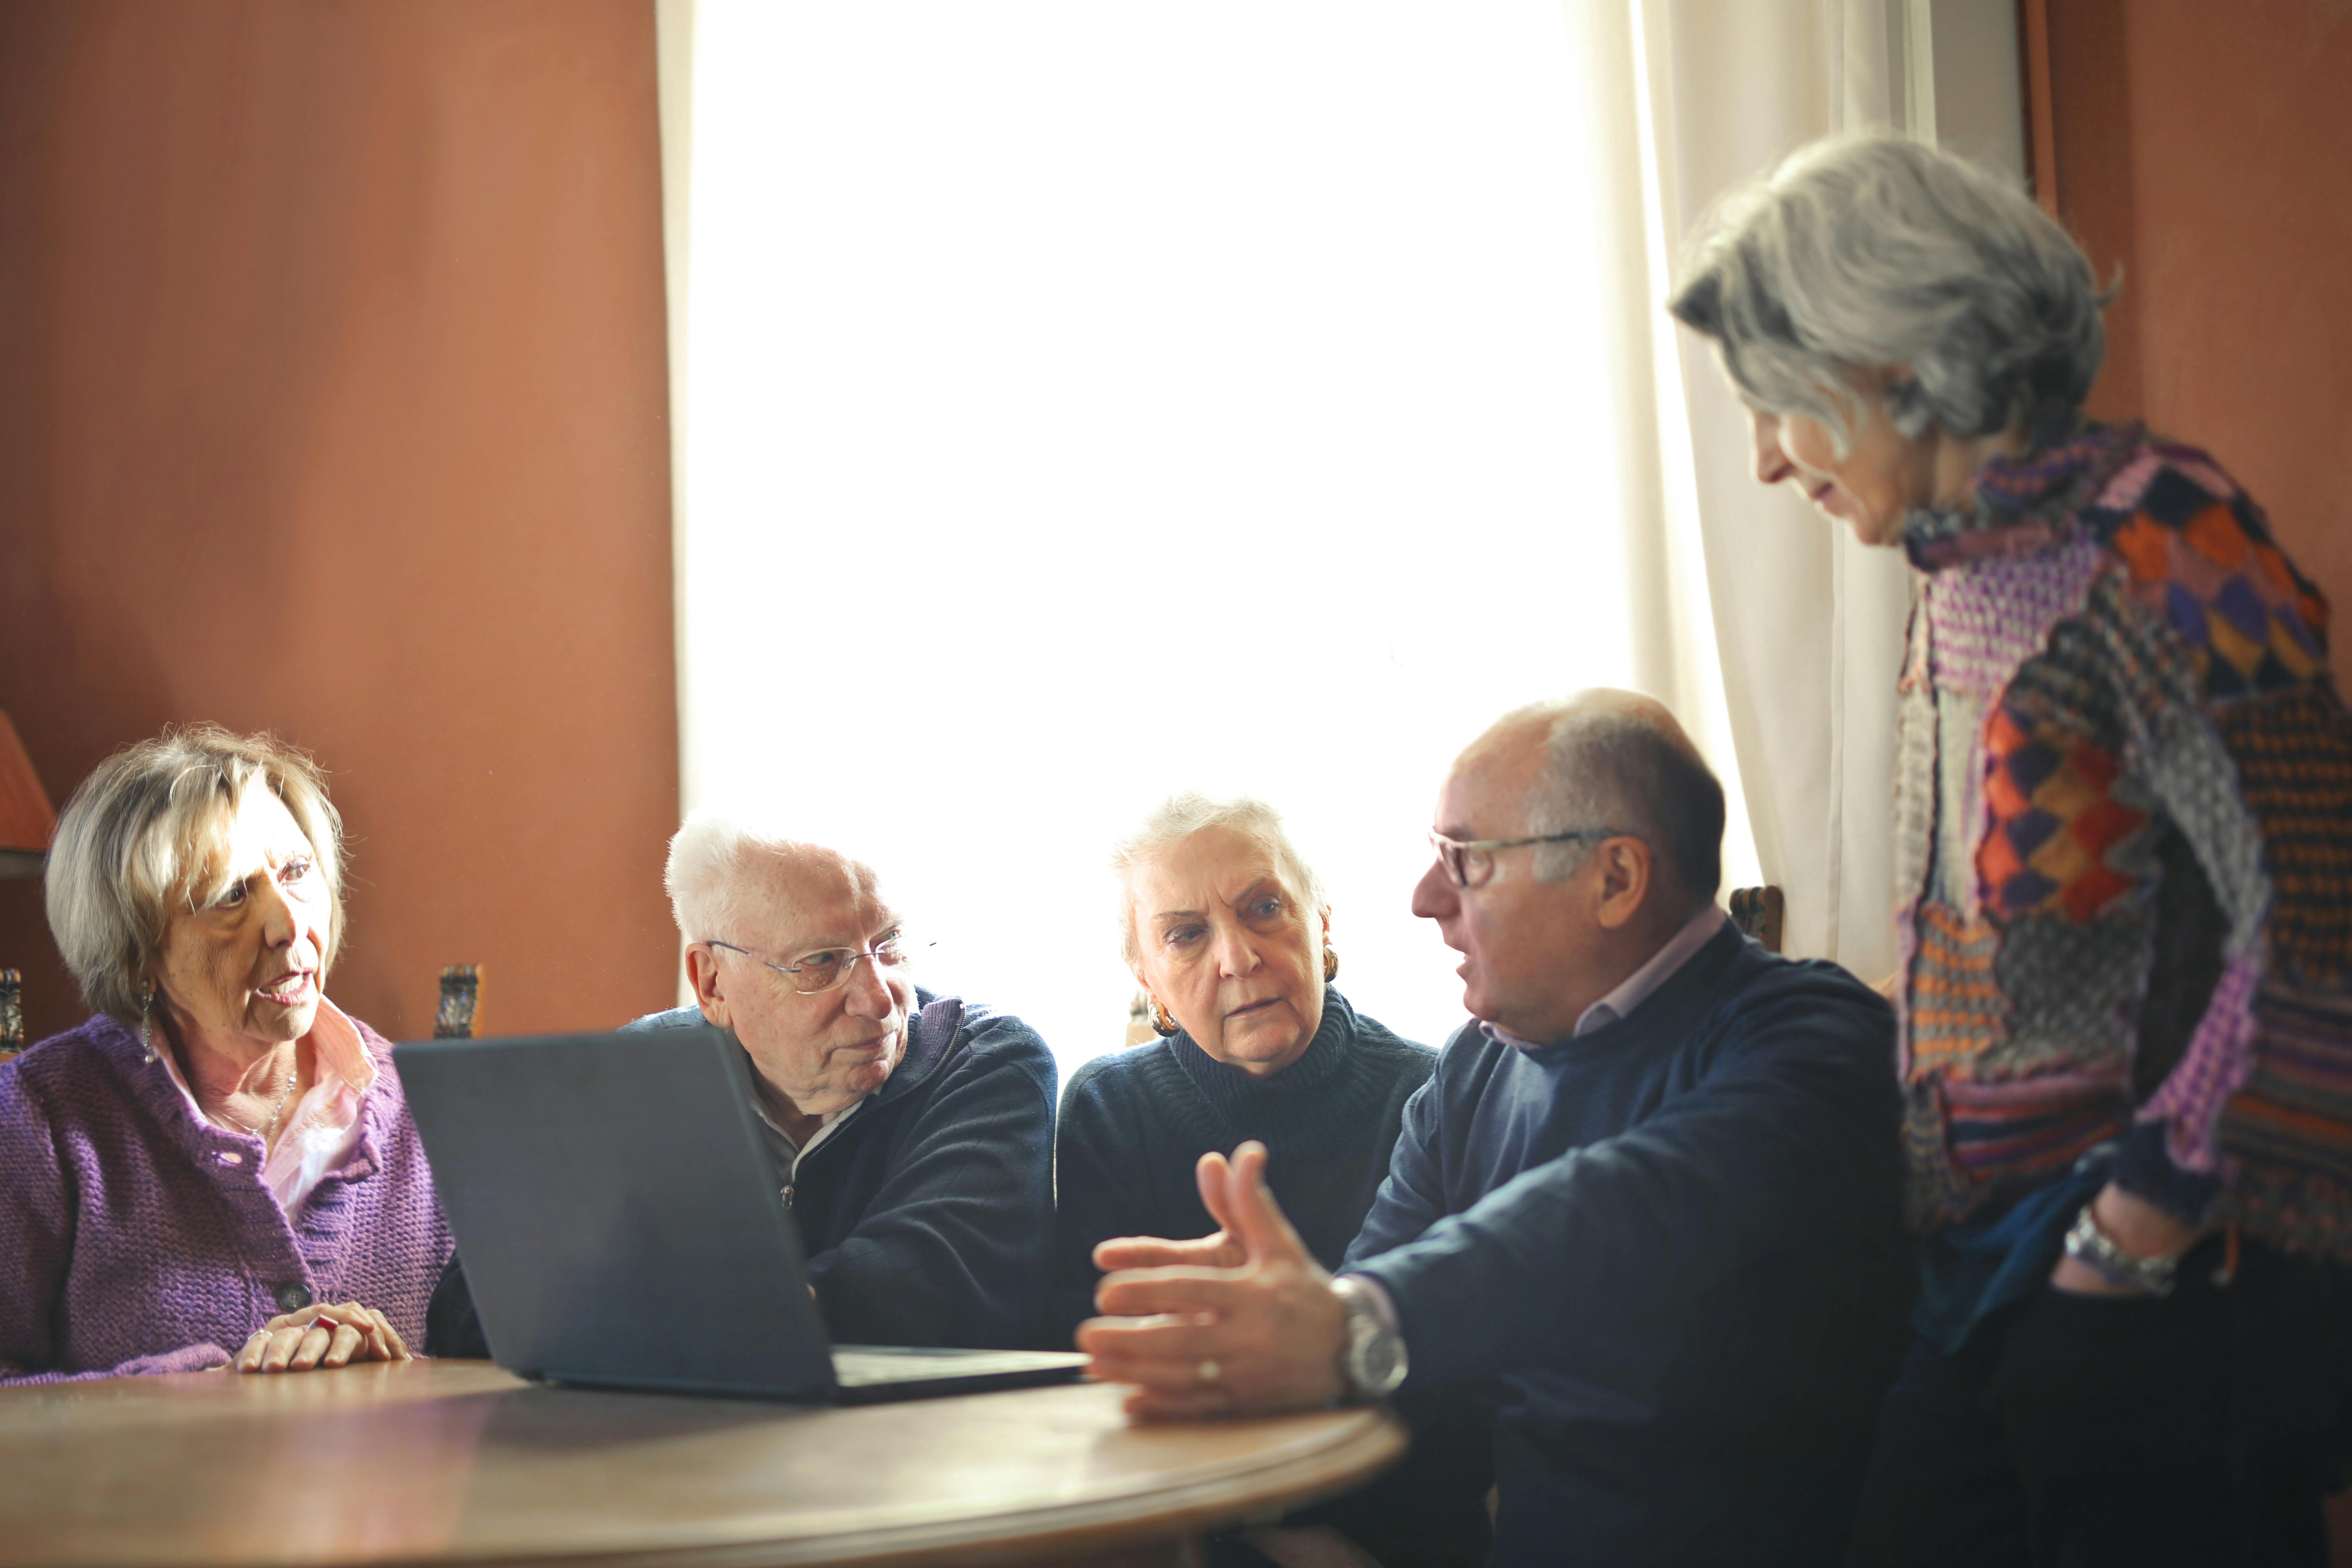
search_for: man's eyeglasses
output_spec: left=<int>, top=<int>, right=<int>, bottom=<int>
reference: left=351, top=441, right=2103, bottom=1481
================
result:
left=1428, top=828, right=1621, bottom=890
left=701, top=931, right=931, bottom=995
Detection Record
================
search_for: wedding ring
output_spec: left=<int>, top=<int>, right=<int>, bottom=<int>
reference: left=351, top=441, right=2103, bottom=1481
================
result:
left=1197, top=1358, right=1220, bottom=1383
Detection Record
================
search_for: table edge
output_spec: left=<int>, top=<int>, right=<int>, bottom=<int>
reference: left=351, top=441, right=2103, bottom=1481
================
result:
left=359, top=1407, right=1406, bottom=1568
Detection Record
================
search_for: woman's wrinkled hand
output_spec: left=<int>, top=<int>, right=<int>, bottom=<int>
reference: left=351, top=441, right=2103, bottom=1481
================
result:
left=233, top=1301, right=412, bottom=1374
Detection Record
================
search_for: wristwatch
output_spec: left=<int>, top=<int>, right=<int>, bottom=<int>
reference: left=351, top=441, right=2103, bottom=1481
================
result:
left=1331, top=1275, right=1408, bottom=1400
left=2062, top=1201, right=2180, bottom=1296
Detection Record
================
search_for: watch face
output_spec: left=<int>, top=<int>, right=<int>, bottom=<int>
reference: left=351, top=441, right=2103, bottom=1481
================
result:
left=1349, top=1316, right=1406, bottom=1396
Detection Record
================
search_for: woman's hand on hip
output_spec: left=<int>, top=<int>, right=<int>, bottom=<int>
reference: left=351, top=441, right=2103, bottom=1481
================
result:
left=2047, top=1182, right=2200, bottom=1298
left=234, top=1301, right=412, bottom=1374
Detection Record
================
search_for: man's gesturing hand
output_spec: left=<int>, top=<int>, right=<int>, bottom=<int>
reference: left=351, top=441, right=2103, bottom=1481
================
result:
left=1078, top=1141, right=1349, bottom=1419
left=1090, top=1146, right=1251, bottom=1273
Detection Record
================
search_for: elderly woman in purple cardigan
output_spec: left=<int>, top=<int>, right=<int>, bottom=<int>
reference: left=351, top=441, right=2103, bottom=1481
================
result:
left=0, top=726, right=450, bottom=1382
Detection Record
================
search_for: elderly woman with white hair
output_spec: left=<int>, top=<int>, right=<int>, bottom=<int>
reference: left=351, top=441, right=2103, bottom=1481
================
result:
left=0, top=726, right=449, bottom=1382
left=1672, top=132, right=2352, bottom=1565
left=1053, top=794, right=1489, bottom=1568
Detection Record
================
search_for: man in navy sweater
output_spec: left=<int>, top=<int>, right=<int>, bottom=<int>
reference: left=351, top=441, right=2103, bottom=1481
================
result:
left=1081, top=691, right=1910, bottom=1566
left=432, top=812, right=1057, bottom=1356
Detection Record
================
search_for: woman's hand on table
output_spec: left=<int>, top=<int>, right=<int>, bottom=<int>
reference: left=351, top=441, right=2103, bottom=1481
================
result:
left=234, top=1301, right=412, bottom=1373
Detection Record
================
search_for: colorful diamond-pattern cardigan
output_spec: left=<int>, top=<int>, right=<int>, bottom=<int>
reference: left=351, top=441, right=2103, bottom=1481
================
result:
left=1895, top=423, right=2352, bottom=1261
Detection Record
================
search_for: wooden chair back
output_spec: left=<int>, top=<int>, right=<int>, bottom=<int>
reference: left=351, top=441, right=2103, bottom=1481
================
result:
left=0, top=969, right=20, bottom=1062
left=1729, top=887, right=1785, bottom=954
left=435, top=965, right=483, bottom=1039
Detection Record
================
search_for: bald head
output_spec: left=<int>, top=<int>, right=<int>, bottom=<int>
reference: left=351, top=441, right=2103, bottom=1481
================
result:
left=1470, top=689, right=1724, bottom=903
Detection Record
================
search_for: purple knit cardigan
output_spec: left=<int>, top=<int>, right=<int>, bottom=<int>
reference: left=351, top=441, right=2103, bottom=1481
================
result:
left=0, top=1011, right=451, bottom=1383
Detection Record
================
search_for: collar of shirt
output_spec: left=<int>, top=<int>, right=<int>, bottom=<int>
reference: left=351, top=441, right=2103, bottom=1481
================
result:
left=1480, top=903, right=1730, bottom=1050
left=152, top=995, right=376, bottom=1213
left=750, top=1091, right=861, bottom=1180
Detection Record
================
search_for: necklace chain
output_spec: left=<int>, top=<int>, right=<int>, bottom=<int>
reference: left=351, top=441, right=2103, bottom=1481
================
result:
left=215, top=1067, right=299, bottom=1145
left=138, top=1000, right=300, bottom=1146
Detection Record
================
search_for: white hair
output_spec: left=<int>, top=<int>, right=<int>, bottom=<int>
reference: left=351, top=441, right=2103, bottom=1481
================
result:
left=662, top=811, right=861, bottom=944
left=1669, top=131, right=2109, bottom=452
left=1110, top=793, right=1327, bottom=970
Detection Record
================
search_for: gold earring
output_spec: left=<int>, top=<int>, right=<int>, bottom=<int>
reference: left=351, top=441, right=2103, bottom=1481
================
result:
left=1149, top=998, right=1179, bottom=1037
left=1323, top=945, right=1339, bottom=983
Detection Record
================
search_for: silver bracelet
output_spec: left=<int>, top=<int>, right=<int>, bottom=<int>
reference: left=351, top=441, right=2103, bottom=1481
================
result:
left=2061, top=1202, right=2179, bottom=1296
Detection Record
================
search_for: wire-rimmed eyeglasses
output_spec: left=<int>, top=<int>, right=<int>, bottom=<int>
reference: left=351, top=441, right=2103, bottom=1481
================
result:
left=1428, top=827, right=1621, bottom=889
left=700, top=930, right=932, bottom=995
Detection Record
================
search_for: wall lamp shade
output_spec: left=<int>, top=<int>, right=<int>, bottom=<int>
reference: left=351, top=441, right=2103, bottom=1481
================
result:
left=0, top=711, right=57, bottom=880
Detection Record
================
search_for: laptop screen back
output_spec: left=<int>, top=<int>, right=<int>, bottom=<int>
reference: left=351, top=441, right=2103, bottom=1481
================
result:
left=397, top=1026, right=837, bottom=1398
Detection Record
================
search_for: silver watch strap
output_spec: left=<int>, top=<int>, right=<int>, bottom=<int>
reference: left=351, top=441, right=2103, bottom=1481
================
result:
left=2062, top=1203, right=2179, bottom=1296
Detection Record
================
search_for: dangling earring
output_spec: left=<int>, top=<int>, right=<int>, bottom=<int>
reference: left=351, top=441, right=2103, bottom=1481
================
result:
left=139, top=985, right=157, bottom=1063
left=1149, top=997, right=1179, bottom=1037
left=1323, top=945, right=1339, bottom=983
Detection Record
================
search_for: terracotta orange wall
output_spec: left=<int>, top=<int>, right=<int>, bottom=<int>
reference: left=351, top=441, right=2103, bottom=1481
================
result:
left=2041, top=0, right=2352, bottom=688
left=0, top=1, right=681, bottom=1045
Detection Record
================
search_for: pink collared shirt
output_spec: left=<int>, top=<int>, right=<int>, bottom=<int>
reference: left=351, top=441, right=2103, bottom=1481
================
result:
left=151, top=997, right=376, bottom=1215
left=1480, top=903, right=1730, bottom=1049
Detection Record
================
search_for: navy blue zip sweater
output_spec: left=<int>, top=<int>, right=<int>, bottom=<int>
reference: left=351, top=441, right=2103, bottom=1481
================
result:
left=1344, top=924, right=1911, bottom=1568
left=623, top=991, right=1056, bottom=1350
left=428, top=990, right=1055, bottom=1356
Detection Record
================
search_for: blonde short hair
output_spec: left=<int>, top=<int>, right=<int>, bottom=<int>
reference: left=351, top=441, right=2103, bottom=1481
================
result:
left=1111, top=793, right=1327, bottom=971
left=45, top=725, right=347, bottom=1024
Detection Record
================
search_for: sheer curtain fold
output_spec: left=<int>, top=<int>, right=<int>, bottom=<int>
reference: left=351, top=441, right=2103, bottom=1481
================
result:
left=1628, top=0, right=1915, bottom=983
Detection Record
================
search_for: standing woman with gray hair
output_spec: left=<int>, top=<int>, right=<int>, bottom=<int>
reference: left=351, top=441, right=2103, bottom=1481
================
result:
left=0, top=727, right=451, bottom=1381
left=1673, top=132, right=2352, bottom=1564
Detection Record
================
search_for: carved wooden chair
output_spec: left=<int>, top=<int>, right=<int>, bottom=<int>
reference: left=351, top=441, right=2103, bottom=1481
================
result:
left=0, top=968, right=21, bottom=1063
left=435, top=965, right=483, bottom=1039
left=1729, top=887, right=1785, bottom=954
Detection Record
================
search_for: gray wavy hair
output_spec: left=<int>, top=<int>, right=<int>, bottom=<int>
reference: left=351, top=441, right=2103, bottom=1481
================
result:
left=45, top=725, right=347, bottom=1025
left=1111, top=793, right=1327, bottom=971
left=1668, top=131, right=2109, bottom=452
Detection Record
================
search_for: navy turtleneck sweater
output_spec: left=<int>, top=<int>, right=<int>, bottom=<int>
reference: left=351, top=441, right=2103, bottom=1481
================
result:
left=1053, top=990, right=1492, bottom=1568
left=1047, top=986, right=1434, bottom=1344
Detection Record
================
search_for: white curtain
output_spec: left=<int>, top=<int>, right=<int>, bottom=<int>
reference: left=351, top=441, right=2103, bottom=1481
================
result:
left=1634, top=0, right=1928, bottom=987
left=652, top=2, right=1975, bottom=1069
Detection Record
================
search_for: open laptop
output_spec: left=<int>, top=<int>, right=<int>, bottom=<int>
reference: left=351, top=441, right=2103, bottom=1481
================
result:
left=396, top=1026, right=1087, bottom=1403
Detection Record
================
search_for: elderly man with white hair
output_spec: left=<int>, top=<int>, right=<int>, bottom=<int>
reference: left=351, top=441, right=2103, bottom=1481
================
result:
left=630, top=813, right=1058, bottom=1349
left=432, top=814, right=1059, bottom=1354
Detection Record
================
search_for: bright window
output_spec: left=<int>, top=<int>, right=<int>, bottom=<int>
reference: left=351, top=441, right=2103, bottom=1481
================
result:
left=678, top=4, right=1708, bottom=1078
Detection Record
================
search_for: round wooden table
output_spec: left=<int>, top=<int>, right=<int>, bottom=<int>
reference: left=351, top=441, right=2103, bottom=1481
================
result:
left=0, top=1361, right=1405, bottom=1568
